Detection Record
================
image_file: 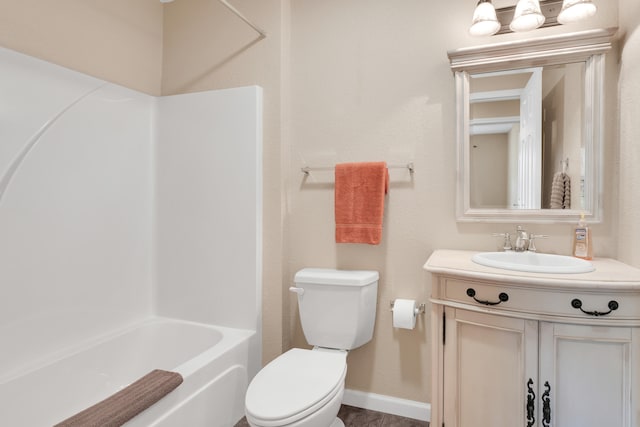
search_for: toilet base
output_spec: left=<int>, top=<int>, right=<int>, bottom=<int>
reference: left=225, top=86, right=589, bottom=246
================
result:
left=330, top=417, right=345, bottom=427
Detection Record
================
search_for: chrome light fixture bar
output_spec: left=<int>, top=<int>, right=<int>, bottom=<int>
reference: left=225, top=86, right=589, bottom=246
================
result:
left=497, top=0, right=560, bottom=34
left=470, top=0, right=597, bottom=36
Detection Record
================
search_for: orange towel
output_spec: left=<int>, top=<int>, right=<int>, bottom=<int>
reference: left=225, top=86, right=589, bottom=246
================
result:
left=335, top=162, right=389, bottom=245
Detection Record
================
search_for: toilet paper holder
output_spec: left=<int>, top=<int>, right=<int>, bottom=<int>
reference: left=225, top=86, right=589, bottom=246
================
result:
left=390, top=300, right=426, bottom=315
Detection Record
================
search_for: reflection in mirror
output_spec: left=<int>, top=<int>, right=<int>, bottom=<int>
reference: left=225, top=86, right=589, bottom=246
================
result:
left=469, top=63, right=585, bottom=211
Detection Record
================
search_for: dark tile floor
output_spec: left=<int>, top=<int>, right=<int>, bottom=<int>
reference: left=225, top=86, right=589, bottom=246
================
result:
left=234, top=404, right=429, bottom=427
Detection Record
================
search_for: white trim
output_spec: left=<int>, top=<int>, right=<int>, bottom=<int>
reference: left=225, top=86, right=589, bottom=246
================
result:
left=470, top=116, right=520, bottom=136
left=342, top=389, right=430, bottom=422
left=452, top=30, right=611, bottom=223
left=447, top=28, right=617, bottom=73
left=469, top=88, right=522, bottom=103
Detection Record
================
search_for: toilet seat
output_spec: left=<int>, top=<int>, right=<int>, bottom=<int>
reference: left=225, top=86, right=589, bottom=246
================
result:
left=245, top=348, right=347, bottom=427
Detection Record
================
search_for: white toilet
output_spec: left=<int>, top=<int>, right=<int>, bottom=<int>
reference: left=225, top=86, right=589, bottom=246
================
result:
left=244, top=268, right=379, bottom=427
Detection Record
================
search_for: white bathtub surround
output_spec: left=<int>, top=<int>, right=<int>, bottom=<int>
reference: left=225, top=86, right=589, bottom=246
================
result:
left=0, top=47, right=262, bottom=426
left=0, top=47, right=155, bottom=379
left=0, top=318, right=254, bottom=426
left=154, top=86, right=262, bottom=377
left=155, top=86, right=263, bottom=377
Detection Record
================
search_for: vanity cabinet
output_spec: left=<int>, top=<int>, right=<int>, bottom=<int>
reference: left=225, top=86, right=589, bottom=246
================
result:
left=442, top=309, right=536, bottom=427
left=425, top=250, right=640, bottom=427
left=443, top=308, right=635, bottom=427
left=538, top=322, right=634, bottom=427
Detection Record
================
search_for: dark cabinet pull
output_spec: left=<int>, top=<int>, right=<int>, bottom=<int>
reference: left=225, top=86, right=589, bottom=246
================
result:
left=542, top=381, right=551, bottom=427
left=466, top=288, right=509, bottom=306
left=571, top=298, right=619, bottom=316
left=526, top=378, right=535, bottom=427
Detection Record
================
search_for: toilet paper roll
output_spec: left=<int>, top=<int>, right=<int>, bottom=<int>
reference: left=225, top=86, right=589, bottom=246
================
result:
left=392, top=299, right=417, bottom=330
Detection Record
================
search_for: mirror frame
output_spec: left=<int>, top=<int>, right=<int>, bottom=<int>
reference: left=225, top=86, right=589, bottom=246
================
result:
left=448, top=28, right=616, bottom=223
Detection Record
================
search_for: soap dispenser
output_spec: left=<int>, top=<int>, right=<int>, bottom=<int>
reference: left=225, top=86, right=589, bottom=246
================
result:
left=573, top=213, right=593, bottom=260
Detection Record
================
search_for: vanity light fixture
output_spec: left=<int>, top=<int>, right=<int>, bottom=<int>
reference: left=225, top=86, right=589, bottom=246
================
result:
left=469, top=0, right=598, bottom=36
left=469, top=0, right=502, bottom=36
left=557, top=0, right=597, bottom=24
left=510, top=0, right=545, bottom=32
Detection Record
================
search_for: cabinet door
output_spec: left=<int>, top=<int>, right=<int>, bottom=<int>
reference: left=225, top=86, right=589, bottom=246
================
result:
left=443, top=307, right=538, bottom=427
left=538, top=322, right=633, bottom=427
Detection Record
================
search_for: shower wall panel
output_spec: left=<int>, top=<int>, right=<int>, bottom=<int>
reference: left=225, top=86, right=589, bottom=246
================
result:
left=0, top=47, right=154, bottom=380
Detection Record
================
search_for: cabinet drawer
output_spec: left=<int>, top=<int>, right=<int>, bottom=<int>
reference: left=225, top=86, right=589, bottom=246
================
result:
left=443, top=278, right=640, bottom=320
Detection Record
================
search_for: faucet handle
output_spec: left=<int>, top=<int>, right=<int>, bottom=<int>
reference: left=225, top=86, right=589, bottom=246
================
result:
left=492, top=232, right=513, bottom=251
left=528, top=234, right=549, bottom=252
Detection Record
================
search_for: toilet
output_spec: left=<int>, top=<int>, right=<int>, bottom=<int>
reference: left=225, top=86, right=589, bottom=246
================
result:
left=244, top=268, right=379, bottom=427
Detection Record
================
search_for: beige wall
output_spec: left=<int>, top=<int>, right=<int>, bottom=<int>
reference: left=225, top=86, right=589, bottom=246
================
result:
left=617, top=0, right=640, bottom=268
left=0, top=0, right=164, bottom=95
left=285, top=0, right=619, bottom=402
left=0, top=0, right=629, bottom=407
left=470, top=134, right=509, bottom=209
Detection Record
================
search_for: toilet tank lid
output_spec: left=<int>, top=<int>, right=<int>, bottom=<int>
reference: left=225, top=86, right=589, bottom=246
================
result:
left=294, top=268, right=379, bottom=286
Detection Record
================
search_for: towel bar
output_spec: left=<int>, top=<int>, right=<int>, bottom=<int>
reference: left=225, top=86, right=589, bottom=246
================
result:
left=301, top=162, right=414, bottom=176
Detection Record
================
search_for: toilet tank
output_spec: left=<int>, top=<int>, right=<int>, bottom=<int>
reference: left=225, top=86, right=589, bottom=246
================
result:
left=293, top=268, right=378, bottom=350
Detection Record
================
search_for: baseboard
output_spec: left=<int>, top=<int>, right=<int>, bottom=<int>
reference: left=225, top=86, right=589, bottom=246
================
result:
left=342, top=389, right=430, bottom=422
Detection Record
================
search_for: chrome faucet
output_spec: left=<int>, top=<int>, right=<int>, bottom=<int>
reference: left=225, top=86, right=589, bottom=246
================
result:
left=492, top=232, right=512, bottom=251
left=494, top=227, right=548, bottom=252
left=514, top=226, right=528, bottom=252
left=527, top=233, right=549, bottom=252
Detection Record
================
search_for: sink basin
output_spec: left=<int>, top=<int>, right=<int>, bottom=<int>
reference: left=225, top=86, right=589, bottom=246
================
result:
left=472, top=251, right=595, bottom=274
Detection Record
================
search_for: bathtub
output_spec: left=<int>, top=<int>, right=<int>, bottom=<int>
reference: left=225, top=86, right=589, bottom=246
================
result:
left=0, top=317, right=255, bottom=427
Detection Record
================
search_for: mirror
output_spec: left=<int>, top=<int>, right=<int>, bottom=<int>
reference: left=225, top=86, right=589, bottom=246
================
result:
left=448, top=28, right=615, bottom=223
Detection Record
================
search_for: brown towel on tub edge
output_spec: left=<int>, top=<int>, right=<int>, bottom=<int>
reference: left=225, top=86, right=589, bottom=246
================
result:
left=54, top=369, right=183, bottom=427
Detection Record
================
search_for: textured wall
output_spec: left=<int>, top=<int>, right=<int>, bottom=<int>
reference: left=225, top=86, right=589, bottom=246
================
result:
left=617, top=0, right=640, bottom=268
left=285, top=0, right=619, bottom=403
left=0, top=0, right=163, bottom=95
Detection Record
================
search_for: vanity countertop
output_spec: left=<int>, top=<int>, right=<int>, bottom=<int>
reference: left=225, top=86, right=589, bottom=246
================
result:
left=424, top=249, right=640, bottom=290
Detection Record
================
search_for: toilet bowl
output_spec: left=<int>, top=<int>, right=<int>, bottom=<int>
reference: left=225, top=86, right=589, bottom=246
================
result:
left=244, top=268, right=379, bottom=427
left=245, top=348, right=347, bottom=427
